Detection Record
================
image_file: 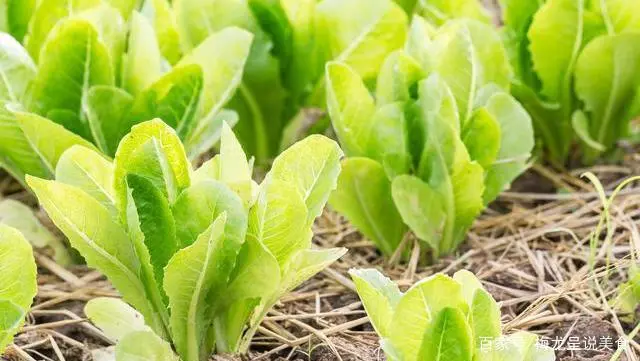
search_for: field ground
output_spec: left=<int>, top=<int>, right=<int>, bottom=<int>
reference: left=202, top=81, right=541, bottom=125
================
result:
left=3, top=153, right=640, bottom=361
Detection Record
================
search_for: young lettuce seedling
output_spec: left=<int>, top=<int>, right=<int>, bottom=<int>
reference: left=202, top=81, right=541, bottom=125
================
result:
left=27, top=119, right=346, bottom=361
left=326, top=17, right=534, bottom=258
left=0, top=1, right=252, bottom=184
left=0, top=225, right=38, bottom=353
left=350, top=269, right=555, bottom=361
left=501, top=0, right=640, bottom=164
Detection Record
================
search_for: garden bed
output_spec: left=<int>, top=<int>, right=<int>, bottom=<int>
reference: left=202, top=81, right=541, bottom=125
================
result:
left=2, top=158, right=640, bottom=361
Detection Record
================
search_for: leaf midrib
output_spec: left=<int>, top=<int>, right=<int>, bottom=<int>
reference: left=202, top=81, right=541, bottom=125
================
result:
left=70, top=157, right=116, bottom=205
left=186, top=234, right=214, bottom=361
left=352, top=172, right=392, bottom=255
left=44, top=194, right=151, bottom=318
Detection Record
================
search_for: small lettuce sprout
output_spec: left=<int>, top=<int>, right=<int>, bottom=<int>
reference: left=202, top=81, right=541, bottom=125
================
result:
left=350, top=268, right=555, bottom=361
left=0, top=225, right=38, bottom=353
left=326, top=17, right=534, bottom=258
left=27, top=119, right=346, bottom=361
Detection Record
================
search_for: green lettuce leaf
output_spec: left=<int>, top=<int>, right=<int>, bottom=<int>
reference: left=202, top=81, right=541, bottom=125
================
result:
left=528, top=0, right=585, bottom=105
left=375, top=50, right=425, bottom=106
left=84, top=86, right=135, bottom=157
left=330, top=158, right=406, bottom=256
left=0, top=225, right=37, bottom=353
left=178, top=27, right=254, bottom=151
left=482, top=93, right=534, bottom=203
left=17, top=112, right=98, bottom=174
left=388, top=274, right=467, bottom=361
left=4, top=0, right=36, bottom=42
left=267, top=134, right=343, bottom=222
left=368, top=103, right=412, bottom=177
left=25, top=176, right=168, bottom=335
left=23, top=0, right=101, bottom=60
left=316, top=0, right=408, bottom=81
left=127, top=173, right=177, bottom=288
left=325, top=61, right=376, bottom=157
left=55, top=145, right=117, bottom=216
left=592, top=0, right=640, bottom=33
left=462, top=108, right=501, bottom=170
left=417, top=307, right=473, bottom=361
left=574, top=32, right=640, bottom=153
left=116, top=331, right=179, bottom=361
left=430, top=19, right=511, bottom=127
left=0, top=300, right=26, bottom=354
left=404, top=15, right=434, bottom=71
left=248, top=180, right=308, bottom=266
left=113, top=119, right=191, bottom=211
left=218, top=122, right=256, bottom=208
left=31, top=18, right=114, bottom=140
left=391, top=175, right=445, bottom=251
left=122, top=11, right=162, bottom=96
left=279, top=247, right=347, bottom=294
left=164, top=213, right=238, bottom=361
left=84, top=297, right=151, bottom=343
left=349, top=269, right=402, bottom=337
left=499, top=0, right=544, bottom=86
left=141, top=0, right=182, bottom=64
left=130, top=64, right=203, bottom=141
left=172, top=180, right=248, bottom=249
left=185, top=109, right=239, bottom=161
left=174, top=0, right=284, bottom=163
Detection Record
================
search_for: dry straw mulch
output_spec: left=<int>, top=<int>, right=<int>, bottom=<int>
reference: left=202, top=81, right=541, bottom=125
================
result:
left=2, top=158, right=640, bottom=361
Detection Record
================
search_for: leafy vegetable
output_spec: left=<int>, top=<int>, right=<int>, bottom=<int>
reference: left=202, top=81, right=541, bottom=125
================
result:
left=28, top=119, right=346, bottom=360
left=0, top=225, right=38, bottom=353
left=327, top=17, right=534, bottom=257
left=0, top=1, right=253, bottom=184
left=502, top=0, right=640, bottom=164
left=172, top=0, right=408, bottom=163
left=0, top=0, right=410, bottom=178
left=350, top=268, right=555, bottom=361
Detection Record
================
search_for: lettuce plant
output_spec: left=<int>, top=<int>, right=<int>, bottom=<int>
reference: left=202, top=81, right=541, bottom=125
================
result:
left=172, top=0, right=409, bottom=163
left=27, top=119, right=346, bottom=360
left=500, top=0, right=640, bottom=164
left=0, top=0, right=252, bottom=184
left=350, top=269, right=555, bottom=361
left=0, top=225, right=38, bottom=353
left=326, top=17, right=534, bottom=258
